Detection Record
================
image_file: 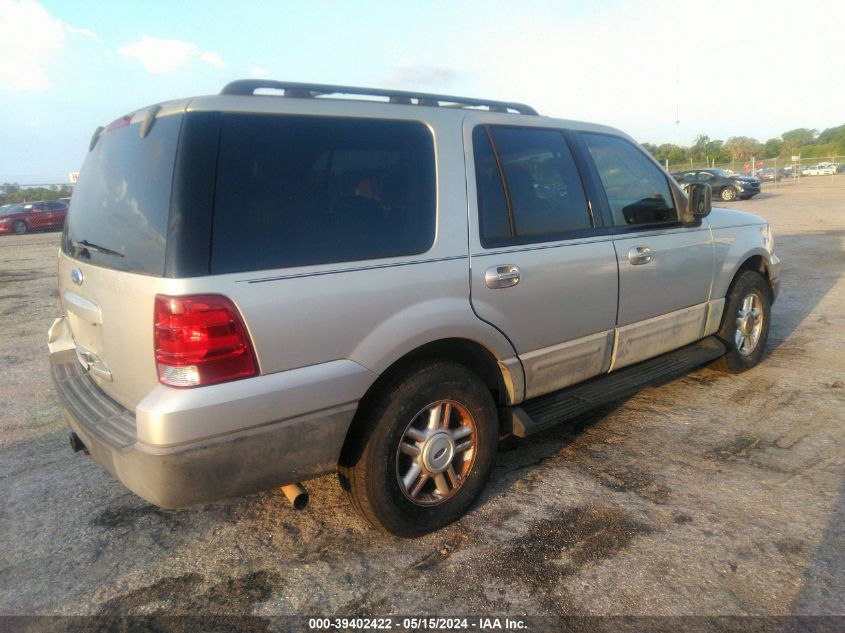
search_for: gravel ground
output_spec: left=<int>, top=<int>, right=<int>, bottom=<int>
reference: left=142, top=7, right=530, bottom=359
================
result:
left=1, top=176, right=843, bottom=621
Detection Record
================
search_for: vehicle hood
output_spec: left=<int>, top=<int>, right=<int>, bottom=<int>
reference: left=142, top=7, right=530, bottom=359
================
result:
left=707, top=207, right=767, bottom=228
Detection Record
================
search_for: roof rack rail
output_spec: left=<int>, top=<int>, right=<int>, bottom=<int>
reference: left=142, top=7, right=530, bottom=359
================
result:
left=220, top=80, right=538, bottom=115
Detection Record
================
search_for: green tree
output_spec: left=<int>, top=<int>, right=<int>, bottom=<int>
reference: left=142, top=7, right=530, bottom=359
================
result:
left=763, top=138, right=783, bottom=159
left=691, top=134, right=710, bottom=162
left=723, top=136, right=762, bottom=161
left=781, top=128, right=817, bottom=155
left=641, top=142, right=658, bottom=156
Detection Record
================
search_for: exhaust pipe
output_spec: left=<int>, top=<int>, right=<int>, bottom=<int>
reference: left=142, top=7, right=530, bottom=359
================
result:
left=281, top=483, right=309, bottom=510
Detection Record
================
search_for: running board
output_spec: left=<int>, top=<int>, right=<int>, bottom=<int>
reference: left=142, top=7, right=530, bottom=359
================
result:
left=505, top=336, right=726, bottom=438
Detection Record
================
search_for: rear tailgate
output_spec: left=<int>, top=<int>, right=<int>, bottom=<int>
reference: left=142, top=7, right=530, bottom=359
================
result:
left=58, top=108, right=184, bottom=411
left=57, top=256, right=164, bottom=410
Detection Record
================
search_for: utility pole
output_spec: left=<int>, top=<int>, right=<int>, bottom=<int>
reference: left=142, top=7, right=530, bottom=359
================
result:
left=675, top=72, right=681, bottom=149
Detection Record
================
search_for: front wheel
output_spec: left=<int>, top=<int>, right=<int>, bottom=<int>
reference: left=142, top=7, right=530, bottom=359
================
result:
left=720, top=187, right=738, bottom=201
left=12, top=220, right=27, bottom=235
left=338, top=361, right=498, bottom=537
left=712, top=270, right=771, bottom=373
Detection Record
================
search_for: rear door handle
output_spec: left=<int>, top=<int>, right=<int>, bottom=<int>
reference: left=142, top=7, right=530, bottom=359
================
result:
left=628, top=246, right=653, bottom=265
left=485, top=265, right=521, bottom=289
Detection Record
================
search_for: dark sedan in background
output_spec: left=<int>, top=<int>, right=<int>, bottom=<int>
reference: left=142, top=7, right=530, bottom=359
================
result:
left=0, top=200, right=68, bottom=235
left=671, top=169, right=761, bottom=201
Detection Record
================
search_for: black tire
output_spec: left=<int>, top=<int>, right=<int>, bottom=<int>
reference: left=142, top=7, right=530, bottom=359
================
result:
left=712, top=270, right=771, bottom=373
left=720, top=186, right=737, bottom=201
left=12, top=220, right=27, bottom=235
left=338, top=360, right=498, bottom=537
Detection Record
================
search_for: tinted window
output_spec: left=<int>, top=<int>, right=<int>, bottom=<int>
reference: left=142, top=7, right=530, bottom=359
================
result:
left=211, top=114, right=435, bottom=273
left=473, top=126, right=591, bottom=247
left=62, top=114, right=182, bottom=274
left=472, top=127, right=512, bottom=242
left=581, top=133, right=678, bottom=227
left=46, top=201, right=66, bottom=210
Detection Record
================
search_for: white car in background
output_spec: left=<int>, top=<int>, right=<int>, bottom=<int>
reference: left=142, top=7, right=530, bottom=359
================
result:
left=805, top=164, right=837, bottom=176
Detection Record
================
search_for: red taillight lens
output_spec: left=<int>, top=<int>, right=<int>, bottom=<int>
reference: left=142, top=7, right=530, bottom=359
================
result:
left=154, top=294, right=257, bottom=387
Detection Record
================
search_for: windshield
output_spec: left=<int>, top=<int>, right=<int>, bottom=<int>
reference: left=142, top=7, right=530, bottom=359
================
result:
left=1, top=203, right=25, bottom=215
left=61, top=113, right=182, bottom=275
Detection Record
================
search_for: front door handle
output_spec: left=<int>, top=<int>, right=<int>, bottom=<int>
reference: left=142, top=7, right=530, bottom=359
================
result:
left=628, top=246, right=653, bottom=265
left=485, top=265, right=521, bottom=289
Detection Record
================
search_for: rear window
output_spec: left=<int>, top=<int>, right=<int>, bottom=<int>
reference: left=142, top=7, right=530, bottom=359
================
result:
left=62, top=114, right=182, bottom=275
left=210, top=114, right=436, bottom=274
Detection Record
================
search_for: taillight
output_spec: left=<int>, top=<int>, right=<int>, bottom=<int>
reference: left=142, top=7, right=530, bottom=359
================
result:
left=154, top=294, right=257, bottom=387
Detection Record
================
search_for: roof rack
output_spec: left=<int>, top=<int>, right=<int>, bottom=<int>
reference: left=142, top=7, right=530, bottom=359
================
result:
left=220, top=80, right=538, bottom=115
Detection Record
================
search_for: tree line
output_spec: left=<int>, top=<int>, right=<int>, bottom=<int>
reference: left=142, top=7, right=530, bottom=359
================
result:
left=0, top=183, right=73, bottom=206
left=642, top=123, right=845, bottom=166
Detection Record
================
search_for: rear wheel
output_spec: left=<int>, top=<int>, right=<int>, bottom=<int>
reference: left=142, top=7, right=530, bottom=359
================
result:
left=720, top=187, right=737, bottom=201
left=12, top=220, right=27, bottom=235
left=713, top=270, right=771, bottom=373
left=338, top=361, right=498, bottom=537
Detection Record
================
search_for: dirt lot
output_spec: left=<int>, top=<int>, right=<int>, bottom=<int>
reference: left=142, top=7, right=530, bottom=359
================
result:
left=1, top=177, right=843, bottom=623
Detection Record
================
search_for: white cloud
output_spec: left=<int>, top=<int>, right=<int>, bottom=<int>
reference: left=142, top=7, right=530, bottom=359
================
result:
left=199, top=50, right=226, bottom=68
left=118, top=35, right=226, bottom=74
left=250, top=66, right=271, bottom=78
left=64, top=23, right=99, bottom=42
left=0, top=0, right=100, bottom=92
left=0, top=0, right=65, bottom=90
left=386, top=63, right=462, bottom=89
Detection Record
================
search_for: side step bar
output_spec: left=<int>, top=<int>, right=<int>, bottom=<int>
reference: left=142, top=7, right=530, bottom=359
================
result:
left=505, top=336, right=726, bottom=438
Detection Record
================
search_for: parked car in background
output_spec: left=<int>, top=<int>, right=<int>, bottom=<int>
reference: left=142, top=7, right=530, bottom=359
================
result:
left=0, top=200, right=68, bottom=235
left=756, top=168, right=780, bottom=182
left=805, top=164, right=837, bottom=176
left=837, top=164, right=845, bottom=174
left=671, top=168, right=761, bottom=201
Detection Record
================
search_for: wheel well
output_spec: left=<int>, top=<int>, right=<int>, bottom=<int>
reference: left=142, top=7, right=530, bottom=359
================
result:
left=375, top=338, right=505, bottom=404
left=735, top=255, right=773, bottom=300
left=338, top=339, right=508, bottom=470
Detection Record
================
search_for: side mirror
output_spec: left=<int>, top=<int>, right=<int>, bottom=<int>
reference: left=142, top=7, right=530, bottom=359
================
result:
left=683, top=182, right=712, bottom=219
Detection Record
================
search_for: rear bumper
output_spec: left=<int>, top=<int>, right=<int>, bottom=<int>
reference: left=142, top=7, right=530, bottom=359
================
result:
left=50, top=349, right=358, bottom=508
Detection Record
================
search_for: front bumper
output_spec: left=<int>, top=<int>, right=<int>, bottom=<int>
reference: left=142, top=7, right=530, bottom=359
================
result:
left=768, top=253, right=782, bottom=303
left=50, top=349, right=357, bottom=508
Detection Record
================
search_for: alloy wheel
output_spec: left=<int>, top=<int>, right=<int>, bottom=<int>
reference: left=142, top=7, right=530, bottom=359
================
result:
left=395, top=399, right=477, bottom=506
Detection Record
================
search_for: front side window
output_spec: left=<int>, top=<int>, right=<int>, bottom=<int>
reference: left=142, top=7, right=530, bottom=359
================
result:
left=581, top=133, right=678, bottom=227
left=211, top=114, right=436, bottom=274
left=472, top=126, right=592, bottom=247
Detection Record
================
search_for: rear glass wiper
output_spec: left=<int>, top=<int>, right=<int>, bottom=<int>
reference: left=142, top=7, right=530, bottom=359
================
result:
left=75, top=239, right=125, bottom=258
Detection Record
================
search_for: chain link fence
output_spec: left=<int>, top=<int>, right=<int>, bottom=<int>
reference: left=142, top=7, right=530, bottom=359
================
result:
left=665, top=156, right=844, bottom=186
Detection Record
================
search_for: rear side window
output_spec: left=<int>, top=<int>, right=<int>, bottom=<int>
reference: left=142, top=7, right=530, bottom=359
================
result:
left=62, top=114, right=182, bottom=274
left=581, top=133, right=678, bottom=227
left=211, top=114, right=436, bottom=274
left=472, top=126, right=592, bottom=247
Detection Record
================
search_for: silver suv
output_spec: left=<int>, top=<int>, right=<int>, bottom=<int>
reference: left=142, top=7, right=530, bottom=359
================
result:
left=48, top=80, right=781, bottom=537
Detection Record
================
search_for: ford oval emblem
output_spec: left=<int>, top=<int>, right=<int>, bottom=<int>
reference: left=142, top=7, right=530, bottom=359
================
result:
left=70, top=268, right=84, bottom=286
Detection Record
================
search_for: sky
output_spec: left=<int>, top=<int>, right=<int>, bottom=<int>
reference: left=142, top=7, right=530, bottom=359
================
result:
left=0, top=0, right=843, bottom=184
